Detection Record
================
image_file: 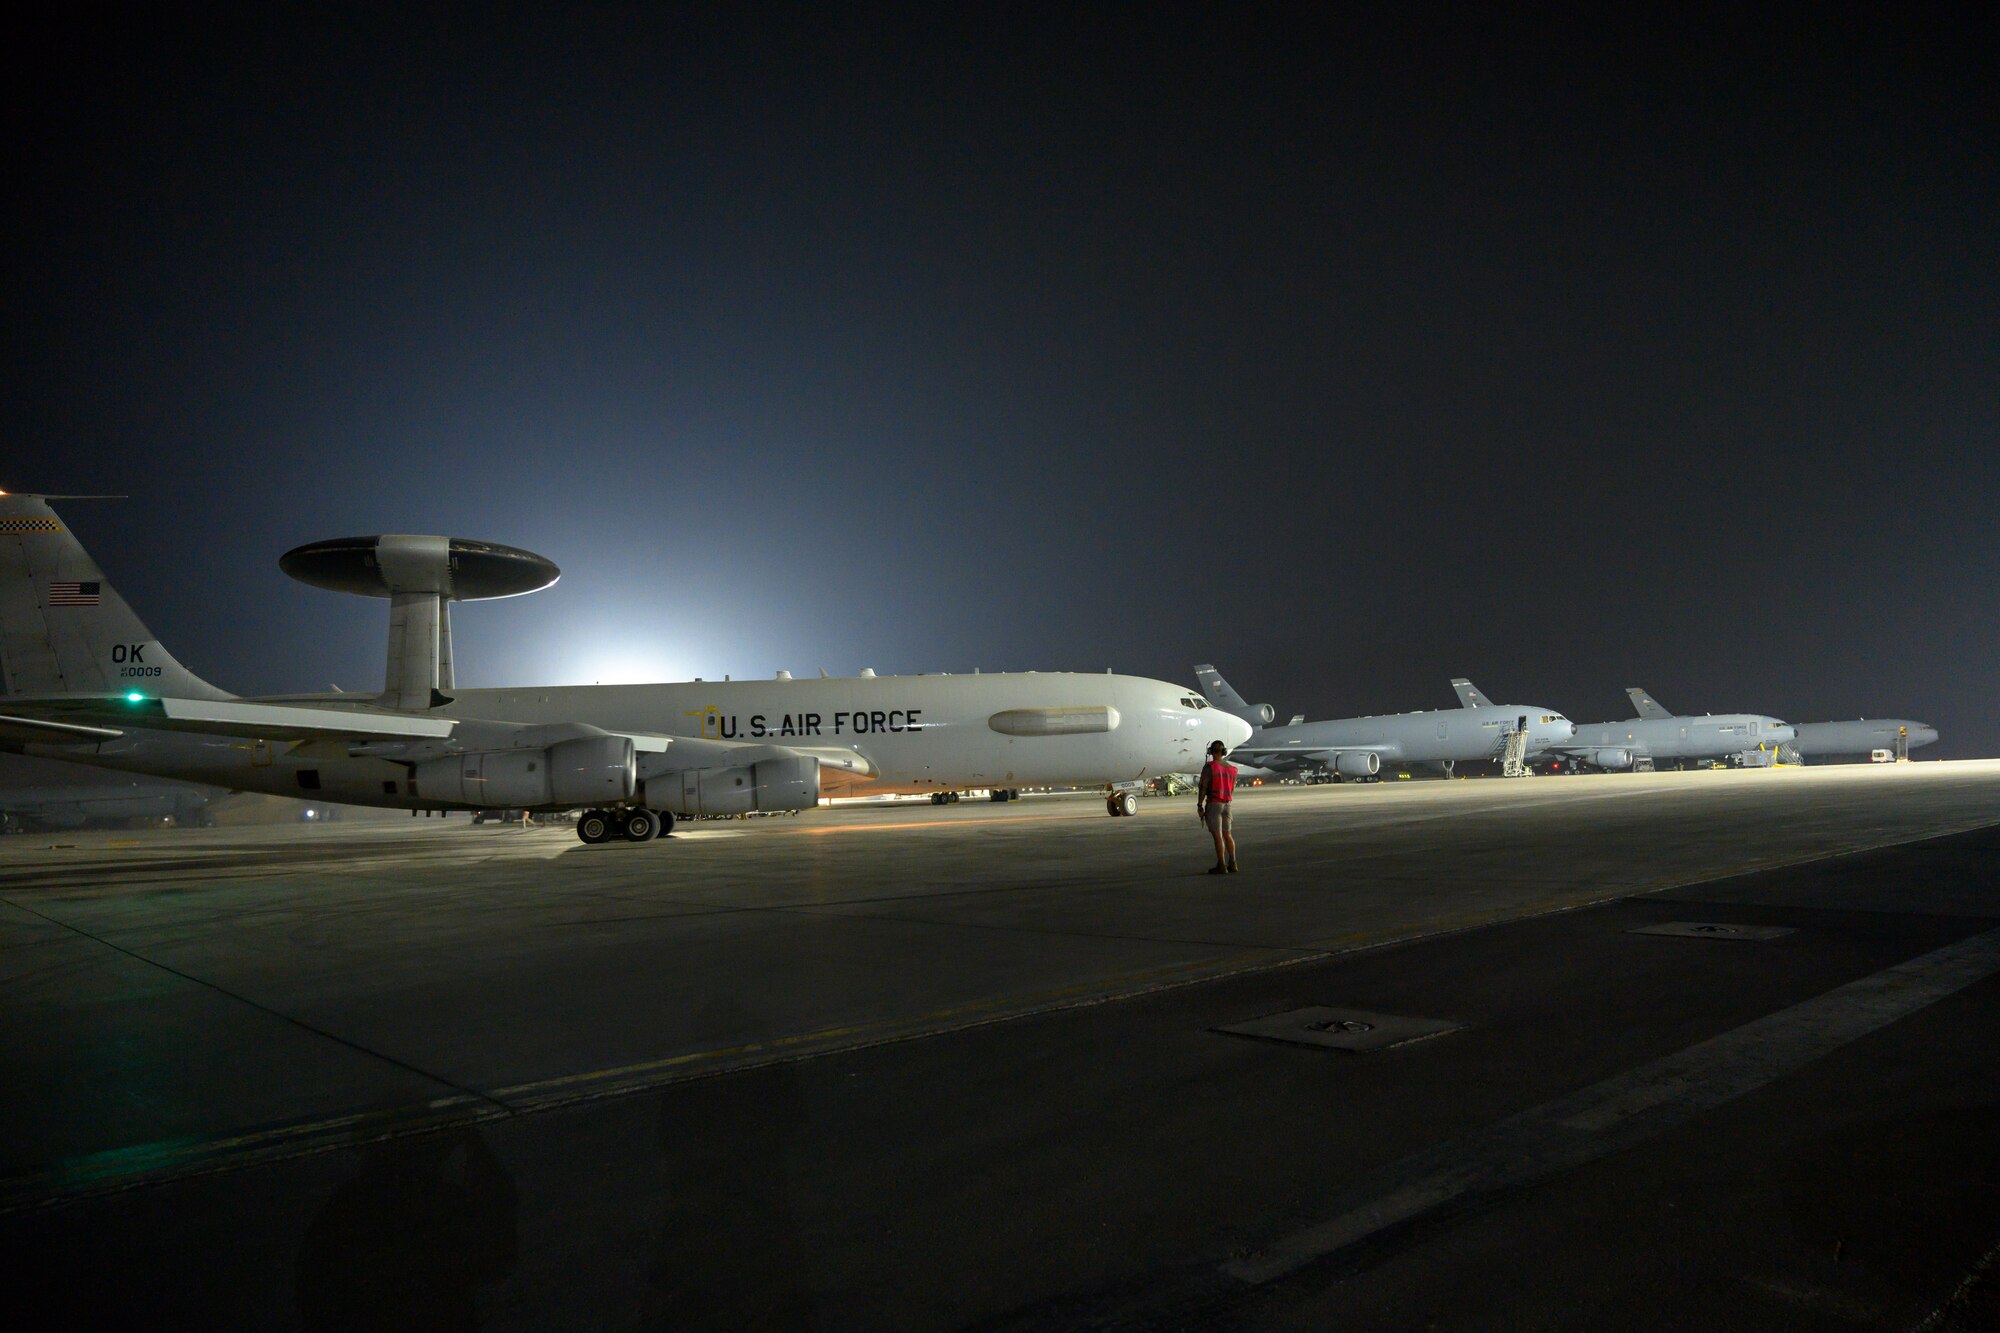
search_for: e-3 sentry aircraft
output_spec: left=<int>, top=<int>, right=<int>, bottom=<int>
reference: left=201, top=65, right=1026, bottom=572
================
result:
left=1194, top=665, right=1573, bottom=780
left=0, top=493, right=1249, bottom=844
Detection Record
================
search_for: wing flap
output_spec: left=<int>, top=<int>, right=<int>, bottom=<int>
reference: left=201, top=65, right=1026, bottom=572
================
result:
left=632, top=734, right=876, bottom=778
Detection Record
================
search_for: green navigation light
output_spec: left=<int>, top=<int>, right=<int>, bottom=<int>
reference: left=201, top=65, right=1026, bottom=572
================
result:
left=125, top=692, right=146, bottom=703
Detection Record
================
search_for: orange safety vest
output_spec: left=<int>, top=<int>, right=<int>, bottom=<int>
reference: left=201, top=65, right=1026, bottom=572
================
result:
left=1200, top=760, right=1237, bottom=802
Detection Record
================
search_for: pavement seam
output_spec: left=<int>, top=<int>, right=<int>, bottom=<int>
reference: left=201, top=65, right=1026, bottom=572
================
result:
left=0, top=891, right=517, bottom=1119
left=1219, top=925, right=2000, bottom=1286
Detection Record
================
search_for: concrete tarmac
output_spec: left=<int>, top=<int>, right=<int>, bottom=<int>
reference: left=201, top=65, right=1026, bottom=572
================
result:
left=3, top=761, right=1998, bottom=1328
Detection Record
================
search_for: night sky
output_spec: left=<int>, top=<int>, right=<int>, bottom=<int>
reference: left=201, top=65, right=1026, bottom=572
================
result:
left=5, top=6, right=1995, bottom=762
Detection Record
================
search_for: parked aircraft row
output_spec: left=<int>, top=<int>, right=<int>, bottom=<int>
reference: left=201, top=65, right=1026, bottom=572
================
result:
left=1193, top=665, right=1936, bottom=782
left=0, top=493, right=1938, bottom=846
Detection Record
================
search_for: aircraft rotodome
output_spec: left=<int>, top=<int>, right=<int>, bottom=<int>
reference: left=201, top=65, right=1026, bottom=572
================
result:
left=0, top=493, right=1248, bottom=844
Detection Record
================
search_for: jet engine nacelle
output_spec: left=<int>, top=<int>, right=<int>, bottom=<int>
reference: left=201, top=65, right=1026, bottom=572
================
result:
left=415, top=735, right=636, bottom=808
left=1331, top=751, right=1380, bottom=778
left=1246, top=702, right=1276, bottom=726
left=651, top=755, right=821, bottom=817
left=1585, top=748, right=1633, bottom=770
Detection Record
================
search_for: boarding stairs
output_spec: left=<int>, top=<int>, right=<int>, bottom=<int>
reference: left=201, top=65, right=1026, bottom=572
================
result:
left=1500, top=720, right=1531, bottom=778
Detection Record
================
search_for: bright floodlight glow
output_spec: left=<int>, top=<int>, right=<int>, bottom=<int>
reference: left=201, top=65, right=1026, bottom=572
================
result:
left=125, top=692, right=145, bottom=702
left=561, top=645, right=706, bottom=686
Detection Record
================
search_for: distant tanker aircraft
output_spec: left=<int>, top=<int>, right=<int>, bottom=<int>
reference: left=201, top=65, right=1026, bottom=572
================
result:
left=1790, top=718, right=1938, bottom=761
left=1549, top=687, right=1794, bottom=771
left=0, top=492, right=1247, bottom=844
left=1194, top=665, right=1573, bottom=780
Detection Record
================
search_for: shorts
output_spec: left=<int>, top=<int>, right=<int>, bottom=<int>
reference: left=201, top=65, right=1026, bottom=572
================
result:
left=1204, top=802, right=1232, bottom=834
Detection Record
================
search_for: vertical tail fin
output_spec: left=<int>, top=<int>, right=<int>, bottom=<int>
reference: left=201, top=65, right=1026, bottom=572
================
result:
left=0, top=494, right=229, bottom=699
left=1192, top=664, right=1277, bottom=727
left=1450, top=678, right=1494, bottom=709
left=1626, top=687, right=1673, bottom=720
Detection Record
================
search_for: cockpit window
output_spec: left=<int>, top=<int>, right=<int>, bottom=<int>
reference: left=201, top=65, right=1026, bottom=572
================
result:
left=1179, top=696, right=1209, bottom=709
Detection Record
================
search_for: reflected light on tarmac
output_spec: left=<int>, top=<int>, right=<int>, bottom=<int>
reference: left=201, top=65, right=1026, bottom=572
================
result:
left=788, top=811, right=1101, bottom=835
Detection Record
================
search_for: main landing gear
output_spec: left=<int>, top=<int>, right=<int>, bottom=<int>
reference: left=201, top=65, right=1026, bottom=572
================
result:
left=929, top=791, right=961, bottom=805
left=1105, top=790, right=1139, bottom=817
left=576, top=808, right=676, bottom=845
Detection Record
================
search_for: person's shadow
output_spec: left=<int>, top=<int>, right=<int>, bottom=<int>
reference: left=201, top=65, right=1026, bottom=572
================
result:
left=295, top=1121, right=517, bottom=1331
left=647, top=1001, right=818, bottom=1327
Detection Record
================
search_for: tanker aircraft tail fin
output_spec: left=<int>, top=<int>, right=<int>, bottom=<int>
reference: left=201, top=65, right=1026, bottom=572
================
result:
left=1450, top=678, right=1494, bottom=709
left=1626, top=687, right=1674, bottom=721
left=1193, top=664, right=1276, bottom=727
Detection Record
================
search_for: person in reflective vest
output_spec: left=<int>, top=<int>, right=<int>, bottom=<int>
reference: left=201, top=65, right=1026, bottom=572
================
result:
left=1197, top=739, right=1239, bottom=874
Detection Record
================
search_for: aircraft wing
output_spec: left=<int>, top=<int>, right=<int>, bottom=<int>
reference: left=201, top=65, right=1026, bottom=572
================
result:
left=2, top=694, right=880, bottom=780
left=1231, top=743, right=1397, bottom=771
left=1546, top=739, right=1654, bottom=758
left=1, top=694, right=458, bottom=744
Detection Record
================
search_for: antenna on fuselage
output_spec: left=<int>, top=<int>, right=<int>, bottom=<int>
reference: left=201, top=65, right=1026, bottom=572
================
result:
left=279, top=534, right=560, bottom=711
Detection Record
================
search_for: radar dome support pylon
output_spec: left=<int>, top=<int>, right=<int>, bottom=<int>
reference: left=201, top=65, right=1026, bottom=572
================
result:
left=280, top=534, right=560, bottom=710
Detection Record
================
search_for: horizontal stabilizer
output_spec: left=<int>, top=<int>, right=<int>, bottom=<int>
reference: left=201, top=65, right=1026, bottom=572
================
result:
left=0, top=712, right=124, bottom=745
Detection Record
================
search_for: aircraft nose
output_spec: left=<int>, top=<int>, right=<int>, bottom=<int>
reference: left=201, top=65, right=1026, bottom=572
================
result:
left=1221, top=712, right=1253, bottom=747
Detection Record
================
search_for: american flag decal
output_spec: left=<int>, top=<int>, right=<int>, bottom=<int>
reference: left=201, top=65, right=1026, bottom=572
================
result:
left=48, top=581, right=101, bottom=607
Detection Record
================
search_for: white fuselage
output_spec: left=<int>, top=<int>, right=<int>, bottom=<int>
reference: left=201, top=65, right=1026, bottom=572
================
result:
left=34, top=672, right=1251, bottom=811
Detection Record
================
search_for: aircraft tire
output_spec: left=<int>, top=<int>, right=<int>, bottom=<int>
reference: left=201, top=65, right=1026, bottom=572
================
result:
left=577, top=810, right=615, bottom=844
left=622, top=810, right=659, bottom=842
left=656, top=809, right=676, bottom=838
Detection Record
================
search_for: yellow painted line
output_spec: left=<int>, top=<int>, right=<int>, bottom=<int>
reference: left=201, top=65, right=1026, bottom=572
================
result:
left=783, top=812, right=1098, bottom=835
